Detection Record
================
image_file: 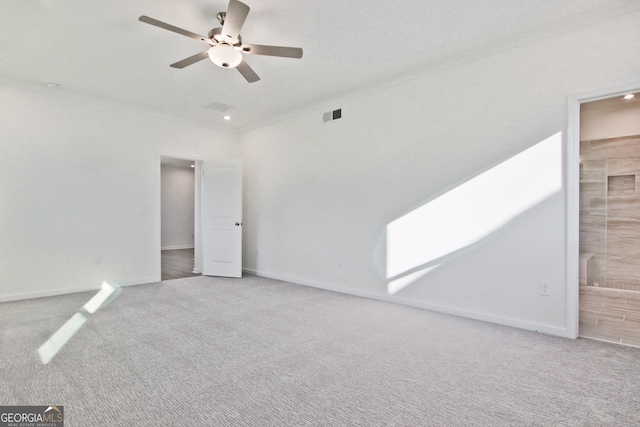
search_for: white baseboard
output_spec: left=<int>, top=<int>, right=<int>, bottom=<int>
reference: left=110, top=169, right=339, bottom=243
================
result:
left=161, top=245, right=194, bottom=250
left=117, top=276, right=161, bottom=287
left=243, top=268, right=573, bottom=339
left=0, top=286, right=100, bottom=303
left=0, top=276, right=160, bottom=303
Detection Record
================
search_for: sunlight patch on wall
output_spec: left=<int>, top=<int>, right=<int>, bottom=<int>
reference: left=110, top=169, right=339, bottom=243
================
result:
left=388, top=264, right=441, bottom=295
left=386, top=132, right=563, bottom=293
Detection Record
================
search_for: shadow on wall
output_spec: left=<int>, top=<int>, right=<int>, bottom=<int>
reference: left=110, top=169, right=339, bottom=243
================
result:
left=383, top=132, right=563, bottom=295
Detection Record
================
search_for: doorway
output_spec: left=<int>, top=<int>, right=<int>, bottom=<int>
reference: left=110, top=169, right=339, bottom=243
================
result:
left=160, top=157, right=199, bottom=280
left=576, top=90, right=640, bottom=346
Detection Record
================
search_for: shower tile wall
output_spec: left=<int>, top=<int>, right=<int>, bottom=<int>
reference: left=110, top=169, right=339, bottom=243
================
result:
left=580, top=135, right=640, bottom=291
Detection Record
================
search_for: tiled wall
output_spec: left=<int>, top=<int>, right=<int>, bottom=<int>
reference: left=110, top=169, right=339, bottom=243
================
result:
left=580, top=135, right=640, bottom=291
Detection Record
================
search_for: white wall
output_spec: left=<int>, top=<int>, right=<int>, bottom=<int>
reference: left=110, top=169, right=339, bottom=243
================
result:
left=581, top=98, right=640, bottom=140
left=161, top=164, right=195, bottom=250
left=0, top=80, right=238, bottom=301
left=240, top=11, right=640, bottom=337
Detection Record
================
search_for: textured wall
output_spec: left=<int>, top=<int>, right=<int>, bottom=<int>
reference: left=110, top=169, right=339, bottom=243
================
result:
left=240, top=11, right=640, bottom=336
left=0, top=80, right=238, bottom=301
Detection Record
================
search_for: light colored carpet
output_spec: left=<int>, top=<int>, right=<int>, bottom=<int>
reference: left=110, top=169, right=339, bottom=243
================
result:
left=1, top=275, right=640, bottom=426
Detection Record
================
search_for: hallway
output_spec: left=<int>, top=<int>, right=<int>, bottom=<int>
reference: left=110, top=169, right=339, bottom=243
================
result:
left=161, top=248, right=200, bottom=281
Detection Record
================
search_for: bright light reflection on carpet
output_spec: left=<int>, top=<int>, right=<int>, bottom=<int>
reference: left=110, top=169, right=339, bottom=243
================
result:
left=83, top=281, right=119, bottom=314
left=37, top=281, right=120, bottom=364
left=37, top=313, right=87, bottom=364
left=386, top=132, right=562, bottom=294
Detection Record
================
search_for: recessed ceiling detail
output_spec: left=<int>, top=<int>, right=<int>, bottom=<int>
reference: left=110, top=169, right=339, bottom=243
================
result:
left=2, top=0, right=637, bottom=131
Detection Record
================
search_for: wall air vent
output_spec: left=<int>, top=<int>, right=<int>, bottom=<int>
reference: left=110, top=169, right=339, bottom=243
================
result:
left=323, top=108, right=342, bottom=123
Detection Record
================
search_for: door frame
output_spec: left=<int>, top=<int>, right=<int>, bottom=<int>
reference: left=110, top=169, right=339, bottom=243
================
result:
left=566, top=80, right=640, bottom=338
left=158, top=156, right=203, bottom=280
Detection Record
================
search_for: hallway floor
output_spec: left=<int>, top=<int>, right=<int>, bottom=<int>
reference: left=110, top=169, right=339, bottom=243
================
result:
left=161, top=248, right=200, bottom=281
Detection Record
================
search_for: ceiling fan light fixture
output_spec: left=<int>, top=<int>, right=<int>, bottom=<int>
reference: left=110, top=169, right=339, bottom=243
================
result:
left=139, top=0, right=303, bottom=83
left=208, top=44, right=242, bottom=68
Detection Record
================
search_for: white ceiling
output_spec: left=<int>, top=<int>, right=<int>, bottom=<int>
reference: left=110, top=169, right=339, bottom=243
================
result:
left=1, top=0, right=638, bottom=132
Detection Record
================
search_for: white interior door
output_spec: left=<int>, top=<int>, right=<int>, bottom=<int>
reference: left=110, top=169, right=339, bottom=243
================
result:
left=202, top=160, right=243, bottom=278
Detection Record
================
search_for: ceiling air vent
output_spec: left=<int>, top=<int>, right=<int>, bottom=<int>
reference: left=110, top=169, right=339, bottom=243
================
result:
left=204, top=101, right=233, bottom=112
left=323, top=108, right=342, bottom=123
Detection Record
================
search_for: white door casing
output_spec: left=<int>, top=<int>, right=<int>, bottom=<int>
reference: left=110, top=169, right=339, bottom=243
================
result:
left=202, top=160, right=243, bottom=278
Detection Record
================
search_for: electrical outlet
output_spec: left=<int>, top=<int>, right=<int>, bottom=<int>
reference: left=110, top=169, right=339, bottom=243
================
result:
left=539, top=281, right=551, bottom=296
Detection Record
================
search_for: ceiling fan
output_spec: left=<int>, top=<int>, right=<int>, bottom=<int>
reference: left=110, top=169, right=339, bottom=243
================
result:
left=139, top=0, right=303, bottom=83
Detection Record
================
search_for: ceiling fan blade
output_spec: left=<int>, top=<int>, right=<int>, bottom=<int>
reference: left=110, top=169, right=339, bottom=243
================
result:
left=240, top=44, right=303, bottom=59
left=236, top=60, right=260, bottom=83
left=139, top=15, right=211, bottom=44
left=170, top=50, right=210, bottom=69
left=221, top=0, right=250, bottom=41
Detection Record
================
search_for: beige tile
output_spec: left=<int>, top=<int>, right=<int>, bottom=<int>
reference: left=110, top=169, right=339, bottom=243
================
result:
left=579, top=287, right=640, bottom=347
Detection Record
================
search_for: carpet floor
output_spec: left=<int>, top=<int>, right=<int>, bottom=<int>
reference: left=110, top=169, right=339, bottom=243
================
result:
left=1, top=275, right=640, bottom=426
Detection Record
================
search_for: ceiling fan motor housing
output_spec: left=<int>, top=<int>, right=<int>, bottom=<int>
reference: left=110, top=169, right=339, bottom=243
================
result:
left=208, top=27, right=242, bottom=45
